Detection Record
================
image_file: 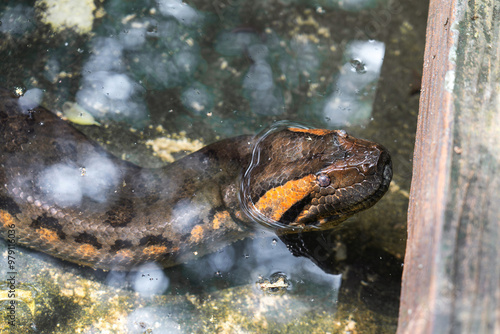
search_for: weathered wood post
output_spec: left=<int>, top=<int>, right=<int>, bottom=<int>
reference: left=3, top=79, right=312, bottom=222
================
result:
left=398, top=0, right=500, bottom=332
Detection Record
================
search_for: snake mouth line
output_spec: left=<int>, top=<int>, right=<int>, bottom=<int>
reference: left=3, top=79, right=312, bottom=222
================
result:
left=358, top=162, right=392, bottom=210
left=306, top=149, right=393, bottom=228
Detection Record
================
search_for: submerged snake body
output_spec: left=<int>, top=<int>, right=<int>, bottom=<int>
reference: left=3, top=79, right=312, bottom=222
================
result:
left=0, top=88, right=392, bottom=270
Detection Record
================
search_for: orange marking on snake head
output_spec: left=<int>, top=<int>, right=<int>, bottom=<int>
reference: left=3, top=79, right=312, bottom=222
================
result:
left=38, top=228, right=59, bottom=243
left=143, top=245, right=168, bottom=256
left=287, top=128, right=333, bottom=136
left=77, top=244, right=99, bottom=258
left=254, top=174, right=316, bottom=222
left=190, top=225, right=204, bottom=242
left=212, top=211, right=230, bottom=230
left=0, top=210, right=16, bottom=228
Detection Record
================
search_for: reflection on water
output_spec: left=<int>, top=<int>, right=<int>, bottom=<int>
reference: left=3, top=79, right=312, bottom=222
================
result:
left=0, top=0, right=427, bottom=332
left=323, top=40, right=385, bottom=126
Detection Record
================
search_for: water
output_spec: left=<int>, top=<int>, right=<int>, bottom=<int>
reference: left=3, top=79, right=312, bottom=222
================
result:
left=0, top=0, right=428, bottom=332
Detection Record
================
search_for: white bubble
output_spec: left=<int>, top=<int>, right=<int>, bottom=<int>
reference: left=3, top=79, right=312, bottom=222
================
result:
left=102, top=73, right=134, bottom=100
left=38, top=164, right=83, bottom=207
left=181, top=82, right=213, bottom=114
left=18, top=88, right=43, bottom=112
left=172, top=51, right=199, bottom=74
left=248, top=44, right=269, bottom=63
left=76, top=85, right=109, bottom=113
left=77, top=70, right=147, bottom=120
left=131, top=262, right=170, bottom=297
left=171, top=199, right=205, bottom=232
left=157, top=0, right=200, bottom=25
left=83, top=37, right=124, bottom=73
left=243, top=63, right=274, bottom=91
left=36, top=153, right=120, bottom=207
left=239, top=42, right=286, bottom=116
left=120, top=27, right=146, bottom=50
left=81, top=155, right=120, bottom=202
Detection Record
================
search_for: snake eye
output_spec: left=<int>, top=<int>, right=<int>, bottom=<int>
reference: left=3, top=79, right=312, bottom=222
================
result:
left=317, top=173, right=330, bottom=187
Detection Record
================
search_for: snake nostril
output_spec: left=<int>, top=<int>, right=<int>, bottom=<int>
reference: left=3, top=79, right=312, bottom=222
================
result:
left=360, top=164, right=371, bottom=174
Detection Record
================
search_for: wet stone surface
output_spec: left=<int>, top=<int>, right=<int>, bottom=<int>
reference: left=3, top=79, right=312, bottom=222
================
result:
left=0, top=0, right=428, bottom=332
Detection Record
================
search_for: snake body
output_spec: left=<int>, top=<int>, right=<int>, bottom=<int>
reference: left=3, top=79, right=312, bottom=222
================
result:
left=0, top=88, right=392, bottom=270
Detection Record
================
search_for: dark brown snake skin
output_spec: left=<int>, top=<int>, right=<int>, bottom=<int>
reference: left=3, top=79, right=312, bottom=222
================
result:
left=0, top=88, right=392, bottom=270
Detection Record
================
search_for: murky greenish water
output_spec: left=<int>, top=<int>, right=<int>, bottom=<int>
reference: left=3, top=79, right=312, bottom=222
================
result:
left=0, top=0, right=427, bottom=332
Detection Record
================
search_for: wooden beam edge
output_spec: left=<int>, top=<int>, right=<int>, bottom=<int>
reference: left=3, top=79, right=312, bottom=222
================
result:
left=397, top=0, right=461, bottom=332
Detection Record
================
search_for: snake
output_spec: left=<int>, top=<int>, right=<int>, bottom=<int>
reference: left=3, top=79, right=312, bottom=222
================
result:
left=0, top=88, right=392, bottom=270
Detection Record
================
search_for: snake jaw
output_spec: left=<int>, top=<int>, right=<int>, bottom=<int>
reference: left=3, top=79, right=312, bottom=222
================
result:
left=298, top=143, right=392, bottom=228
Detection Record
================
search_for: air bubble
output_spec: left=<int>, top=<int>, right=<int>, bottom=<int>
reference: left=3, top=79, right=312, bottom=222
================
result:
left=350, top=58, right=367, bottom=74
left=256, top=272, right=291, bottom=295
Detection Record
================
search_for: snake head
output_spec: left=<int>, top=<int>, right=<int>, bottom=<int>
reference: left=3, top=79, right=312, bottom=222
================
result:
left=240, top=126, right=392, bottom=230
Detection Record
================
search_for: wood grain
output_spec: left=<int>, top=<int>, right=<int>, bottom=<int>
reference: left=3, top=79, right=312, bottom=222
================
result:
left=398, top=0, right=500, bottom=332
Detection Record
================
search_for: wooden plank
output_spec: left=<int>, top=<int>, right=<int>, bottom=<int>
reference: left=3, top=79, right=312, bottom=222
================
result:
left=398, top=0, right=500, bottom=332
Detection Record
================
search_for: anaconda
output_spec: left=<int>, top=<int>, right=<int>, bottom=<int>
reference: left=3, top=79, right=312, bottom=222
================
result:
left=0, top=88, right=392, bottom=270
